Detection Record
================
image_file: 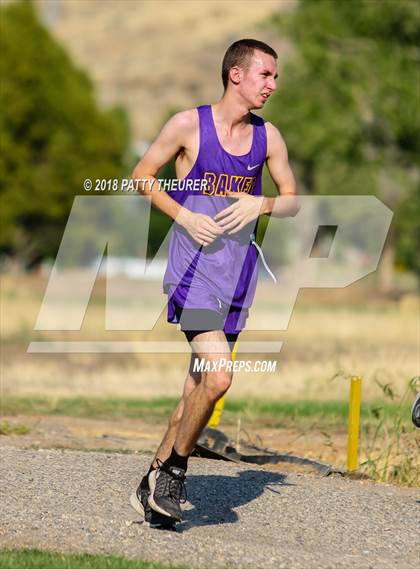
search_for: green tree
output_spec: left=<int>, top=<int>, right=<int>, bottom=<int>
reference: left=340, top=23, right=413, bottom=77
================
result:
left=0, top=0, right=130, bottom=268
left=267, top=0, right=420, bottom=286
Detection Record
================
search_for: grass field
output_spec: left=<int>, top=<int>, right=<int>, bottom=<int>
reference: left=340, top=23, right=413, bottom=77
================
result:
left=0, top=550, right=197, bottom=569
left=0, top=395, right=412, bottom=428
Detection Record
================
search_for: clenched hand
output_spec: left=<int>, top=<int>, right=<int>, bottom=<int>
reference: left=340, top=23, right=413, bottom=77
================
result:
left=177, top=209, right=224, bottom=246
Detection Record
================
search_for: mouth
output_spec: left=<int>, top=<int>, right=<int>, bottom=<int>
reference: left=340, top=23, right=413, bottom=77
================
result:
left=260, top=93, right=270, bottom=102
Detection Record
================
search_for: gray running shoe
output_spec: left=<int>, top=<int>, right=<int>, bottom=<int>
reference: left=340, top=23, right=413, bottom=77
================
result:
left=130, top=475, right=152, bottom=522
left=130, top=474, right=177, bottom=529
left=148, top=462, right=187, bottom=522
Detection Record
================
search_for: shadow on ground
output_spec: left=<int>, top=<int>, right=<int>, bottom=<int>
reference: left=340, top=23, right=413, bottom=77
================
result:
left=178, top=469, right=291, bottom=530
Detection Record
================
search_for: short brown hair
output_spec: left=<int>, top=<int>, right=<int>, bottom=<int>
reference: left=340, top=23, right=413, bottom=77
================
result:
left=222, top=39, right=278, bottom=90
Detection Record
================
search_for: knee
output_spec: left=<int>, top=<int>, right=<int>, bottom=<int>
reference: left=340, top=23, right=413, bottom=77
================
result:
left=204, top=371, right=232, bottom=400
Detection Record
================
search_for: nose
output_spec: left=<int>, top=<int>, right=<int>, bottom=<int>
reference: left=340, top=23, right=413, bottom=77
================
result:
left=268, top=77, right=277, bottom=92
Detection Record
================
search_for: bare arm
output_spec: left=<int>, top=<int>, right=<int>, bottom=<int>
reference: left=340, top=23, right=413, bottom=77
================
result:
left=261, top=122, right=299, bottom=217
left=131, top=111, right=222, bottom=246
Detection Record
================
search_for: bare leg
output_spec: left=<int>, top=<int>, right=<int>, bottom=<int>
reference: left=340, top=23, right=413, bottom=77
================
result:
left=174, top=330, right=233, bottom=456
left=150, top=352, right=202, bottom=467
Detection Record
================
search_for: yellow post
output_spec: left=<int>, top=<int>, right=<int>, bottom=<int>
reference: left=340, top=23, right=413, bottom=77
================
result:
left=347, top=376, right=362, bottom=471
left=207, top=395, right=225, bottom=428
left=207, top=339, right=239, bottom=428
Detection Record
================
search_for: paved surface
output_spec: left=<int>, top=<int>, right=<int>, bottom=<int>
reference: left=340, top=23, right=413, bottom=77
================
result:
left=0, top=447, right=419, bottom=568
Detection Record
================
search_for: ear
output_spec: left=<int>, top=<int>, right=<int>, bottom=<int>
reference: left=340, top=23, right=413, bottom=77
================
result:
left=229, top=66, right=242, bottom=86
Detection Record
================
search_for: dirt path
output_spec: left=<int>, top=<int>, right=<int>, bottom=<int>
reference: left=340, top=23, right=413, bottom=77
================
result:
left=0, top=414, right=349, bottom=470
left=1, top=447, right=419, bottom=569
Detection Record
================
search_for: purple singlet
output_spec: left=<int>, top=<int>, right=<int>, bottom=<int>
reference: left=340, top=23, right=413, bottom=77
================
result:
left=163, top=105, right=267, bottom=333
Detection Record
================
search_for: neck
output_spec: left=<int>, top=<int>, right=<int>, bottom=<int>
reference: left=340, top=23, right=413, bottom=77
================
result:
left=212, top=90, right=252, bottom=130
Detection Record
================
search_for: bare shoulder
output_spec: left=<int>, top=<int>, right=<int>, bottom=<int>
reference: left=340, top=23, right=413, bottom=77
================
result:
left=264, top=121, right=288, bottom=157
left=163, top=108, right=198, bottom=138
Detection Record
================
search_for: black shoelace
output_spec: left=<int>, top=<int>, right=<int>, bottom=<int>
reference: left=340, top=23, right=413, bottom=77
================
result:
left=155, top=459, right=187, bottom=504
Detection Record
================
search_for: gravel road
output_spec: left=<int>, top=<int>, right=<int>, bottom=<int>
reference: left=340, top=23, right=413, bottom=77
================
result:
left=0, top=447, right=419, bottom=569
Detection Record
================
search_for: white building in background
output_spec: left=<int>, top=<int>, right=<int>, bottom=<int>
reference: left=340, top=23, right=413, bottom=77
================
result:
left=96, top=256, right=166, bottom=281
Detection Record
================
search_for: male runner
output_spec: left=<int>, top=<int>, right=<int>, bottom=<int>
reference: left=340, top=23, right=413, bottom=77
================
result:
left=130, top=39, right=299, bottom=527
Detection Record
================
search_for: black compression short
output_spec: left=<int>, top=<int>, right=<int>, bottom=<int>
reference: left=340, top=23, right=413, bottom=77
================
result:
left=175, top=305, right=239, bottom=351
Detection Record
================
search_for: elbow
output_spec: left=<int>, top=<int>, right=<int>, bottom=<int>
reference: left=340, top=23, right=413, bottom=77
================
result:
left=131, top=166, right=142, bottom=183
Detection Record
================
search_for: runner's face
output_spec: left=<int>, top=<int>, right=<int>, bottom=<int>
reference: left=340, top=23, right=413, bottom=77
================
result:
left=240, top=51, right=278, bottom=109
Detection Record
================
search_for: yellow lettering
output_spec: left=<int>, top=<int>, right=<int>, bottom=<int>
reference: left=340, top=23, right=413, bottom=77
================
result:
left=203, top=171, right=216, bottom=195
left=230, top=176, right=244, bottom=193
left=202, top=173, right=257, bottom=196
left=215, top=173, right=230, bottom=196
left=242, top=176, right=255, bottom=193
